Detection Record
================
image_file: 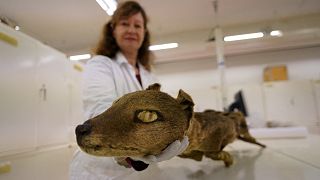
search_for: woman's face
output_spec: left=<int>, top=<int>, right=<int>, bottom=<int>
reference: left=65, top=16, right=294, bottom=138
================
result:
left=113, top=12, right=145, bottom=54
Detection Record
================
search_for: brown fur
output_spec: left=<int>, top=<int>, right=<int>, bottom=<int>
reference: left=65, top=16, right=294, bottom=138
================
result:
left=180, top=110, right=266, bottom=167
left=75, top=83, right=265, bottom=167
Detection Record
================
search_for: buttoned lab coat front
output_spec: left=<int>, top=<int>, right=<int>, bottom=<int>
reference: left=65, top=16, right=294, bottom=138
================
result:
left=70, top=52, right=159, bottom=180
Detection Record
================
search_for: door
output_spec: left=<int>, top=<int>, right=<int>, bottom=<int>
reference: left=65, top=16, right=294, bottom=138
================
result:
left=0, top=24, right=37, bottom=154
left=263, top=80, right=318, bottom=133
left=34, top=42, right=70, bottom=146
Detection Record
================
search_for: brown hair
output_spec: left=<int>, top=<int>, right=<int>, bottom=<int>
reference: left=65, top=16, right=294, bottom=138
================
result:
left=94, top=1, right=153, bottom=71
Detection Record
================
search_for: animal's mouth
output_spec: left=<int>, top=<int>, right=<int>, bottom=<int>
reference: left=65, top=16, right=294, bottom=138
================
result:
left=77, top=135, right=151, bottom=171
left=78, top=136, right=149, bottom=157
left=81, top=143, right=143, bottom=155
left=80, top=144, right=150, bottom=171
left=79, top=140, right=150, bottom=171
left=125, top=157, right=149, bottom=171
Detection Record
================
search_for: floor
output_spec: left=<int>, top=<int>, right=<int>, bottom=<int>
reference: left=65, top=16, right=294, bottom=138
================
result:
left=133, top=135, right=320, bottom=180
left=1, top=135, right=319, bottom=180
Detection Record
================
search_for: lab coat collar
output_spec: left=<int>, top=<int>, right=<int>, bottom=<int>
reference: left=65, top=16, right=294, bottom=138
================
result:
left=138, top=63, right=148, bottom=88
left=115, top=51, right=145, bottom=90
left=115, top=52, right=128, bottom=65
left=115, top=52, right=143, bottom=69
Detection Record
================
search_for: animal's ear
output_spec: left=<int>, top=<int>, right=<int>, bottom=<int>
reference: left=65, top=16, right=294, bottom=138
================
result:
left=176, top=89, right=194, bottom=119
left=146, top=83, right=161, bottom=91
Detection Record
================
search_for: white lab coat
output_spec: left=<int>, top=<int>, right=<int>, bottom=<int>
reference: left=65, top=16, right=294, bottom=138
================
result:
left=82, top=52, right=158, bottom=120
left=69, top=52, right=159, bottom=180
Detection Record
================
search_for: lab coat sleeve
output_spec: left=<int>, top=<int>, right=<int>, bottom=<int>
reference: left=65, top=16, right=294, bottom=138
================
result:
left=69, top=149, right=135, bottom=180
left=82, top=56, right=117, bottom=120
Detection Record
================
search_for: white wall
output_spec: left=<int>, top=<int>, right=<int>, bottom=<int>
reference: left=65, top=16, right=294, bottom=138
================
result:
left=155, top=46, right=320, bottom=85
left=154, top=46, right=320, bottom=131
left=224, top=46, right=320, bottom=83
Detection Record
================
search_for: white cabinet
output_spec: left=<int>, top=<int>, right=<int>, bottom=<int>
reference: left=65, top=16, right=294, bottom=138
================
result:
left=263, top=81, right=319, bottom=133
left=0, top=24, right=38, bottom=154
left=312, top=80, right=320, bottom=133
left=34, top=42, right=70, bottom=146
left=0, top=23, right=83, bottom=155
left=68, top=63, right=85, bottom=142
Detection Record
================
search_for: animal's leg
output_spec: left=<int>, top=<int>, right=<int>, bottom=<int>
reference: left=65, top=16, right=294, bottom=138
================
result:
left=179, top=150, right=204, bottom=161
left=238, top=133, right=266, bottom=148
left=205, top=151, right=233, bottom=167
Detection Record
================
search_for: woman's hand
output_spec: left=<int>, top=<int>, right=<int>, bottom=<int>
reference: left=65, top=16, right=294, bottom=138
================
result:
left=132, top=136, right=189, bottom=164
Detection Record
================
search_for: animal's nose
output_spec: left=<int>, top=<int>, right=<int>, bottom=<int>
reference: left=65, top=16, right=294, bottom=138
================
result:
left=75, top=123, right=92, bottom=137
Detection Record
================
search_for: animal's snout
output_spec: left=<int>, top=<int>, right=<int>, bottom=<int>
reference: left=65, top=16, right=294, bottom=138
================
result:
left=76, top=123, right=92, bottom=137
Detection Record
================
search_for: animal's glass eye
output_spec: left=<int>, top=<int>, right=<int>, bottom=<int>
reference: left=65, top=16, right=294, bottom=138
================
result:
left=136, top=110, right=158, bottom=123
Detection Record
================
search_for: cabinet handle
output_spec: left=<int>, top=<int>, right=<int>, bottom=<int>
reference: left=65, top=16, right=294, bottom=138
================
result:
left=290, top=97, right=295, bottom=106
left=39, top=84, right=47, bottom=101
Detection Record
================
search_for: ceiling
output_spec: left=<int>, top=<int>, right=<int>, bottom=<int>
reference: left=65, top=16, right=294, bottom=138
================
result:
left=0, top=0, right=320, bottom=59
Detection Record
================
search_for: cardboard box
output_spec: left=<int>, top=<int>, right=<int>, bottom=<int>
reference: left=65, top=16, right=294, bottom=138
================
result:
left=263, top=65, right=288, bottom=82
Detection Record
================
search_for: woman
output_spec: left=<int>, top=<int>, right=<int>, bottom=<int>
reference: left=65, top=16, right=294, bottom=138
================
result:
left=70, top=1, right=188, bottom=179
left=83, top=0, right=155, bottom=120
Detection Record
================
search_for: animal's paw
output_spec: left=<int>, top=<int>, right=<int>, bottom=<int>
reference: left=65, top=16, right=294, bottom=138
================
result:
left=219, top=151, right=233, bottom=167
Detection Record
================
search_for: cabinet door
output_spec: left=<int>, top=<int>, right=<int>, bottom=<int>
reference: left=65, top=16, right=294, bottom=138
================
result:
left=0, top=25, right=37, bottom=154
left=312, top=80, right=320, bottom=133
left=263, top=81, right=318, bottom=133
left=68, top=63, right=85, bottom=142
left=35, top=42, right=70, bottom=146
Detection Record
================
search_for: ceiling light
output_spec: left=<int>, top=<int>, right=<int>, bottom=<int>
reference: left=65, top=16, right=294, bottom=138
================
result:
left=14, top=26, right=20, bottom=31
left=149, top=43, right=178, bottom=51
left=270, top=30, right=283, bottom=37
left=96, top=0, right=117, bottom=16
left=224, top=32, right=264, bottom=42
left=69, top=54, right=91, bottom=61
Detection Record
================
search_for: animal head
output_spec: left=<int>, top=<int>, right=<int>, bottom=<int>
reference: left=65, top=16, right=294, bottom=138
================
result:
left=75, top=83, right=194, bottom=157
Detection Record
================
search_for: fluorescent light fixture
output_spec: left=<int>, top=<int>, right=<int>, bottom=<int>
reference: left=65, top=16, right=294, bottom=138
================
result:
left=224, top=32, right=264, bottom=42
left=270, top=30, right=283, bottom=37
left=149, top=43, right=178, bottom=51
left=69, top=54, right=91, bottom=61
left=96, top=0, right=117, bottom=16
